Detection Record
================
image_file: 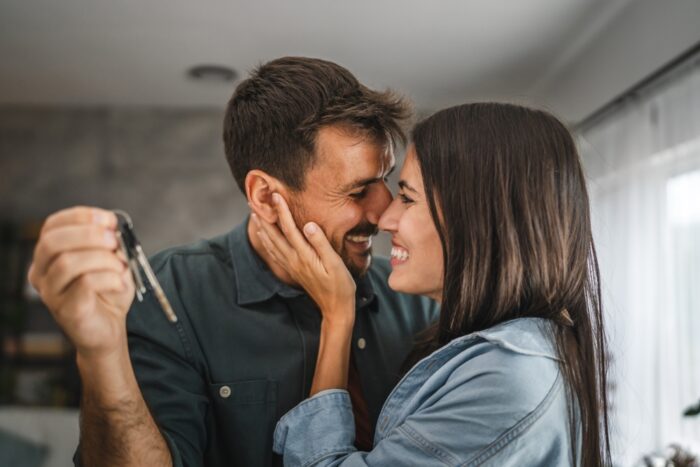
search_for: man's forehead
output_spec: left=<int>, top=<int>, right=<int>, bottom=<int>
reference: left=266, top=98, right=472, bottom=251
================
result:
left=308, top=128, right=394, bottom=188
left=341, top=155, right=394, bottom=190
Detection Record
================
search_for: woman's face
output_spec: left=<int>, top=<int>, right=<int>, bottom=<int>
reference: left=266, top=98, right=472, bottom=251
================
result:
left=378, top=146, right=444, bottom=302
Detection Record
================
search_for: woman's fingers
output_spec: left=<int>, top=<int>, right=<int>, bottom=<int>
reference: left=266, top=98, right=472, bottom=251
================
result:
left=251, top=198, right=356, bottom=315
left=252, top=213, right=294, bottom=261
left=255, top=220, right=286, bottom=266
left=271, top=193, right=315, bottom=258
left=302, top=222, right=342, bottom=269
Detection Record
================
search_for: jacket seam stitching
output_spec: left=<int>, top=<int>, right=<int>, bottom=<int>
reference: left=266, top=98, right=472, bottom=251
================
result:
left=397, top=424, right=459, bottom=466
left=462, top=373, right=563, bottom=466
left=302, top=448, right=357, bottom=467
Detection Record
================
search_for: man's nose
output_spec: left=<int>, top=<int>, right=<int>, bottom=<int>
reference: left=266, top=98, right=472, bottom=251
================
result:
left=366, top=183, right=393, bottom=225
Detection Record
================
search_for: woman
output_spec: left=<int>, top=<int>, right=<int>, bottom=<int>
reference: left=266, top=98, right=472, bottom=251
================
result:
left=253, top=102, right=611, bottom=466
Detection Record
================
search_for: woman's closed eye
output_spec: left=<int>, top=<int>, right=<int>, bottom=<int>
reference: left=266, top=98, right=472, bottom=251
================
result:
left=399, top=192, right=414, bottom=204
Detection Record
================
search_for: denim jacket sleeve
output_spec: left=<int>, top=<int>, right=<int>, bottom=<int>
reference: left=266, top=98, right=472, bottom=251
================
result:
left=273, top=390, right=357, bottom=466
left=275, top=387, right=469, bottom=467
left=273, top=341, right=572, bottom=467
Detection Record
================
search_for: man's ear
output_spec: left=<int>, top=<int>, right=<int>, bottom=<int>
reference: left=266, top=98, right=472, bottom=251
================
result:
left=245, top=170, right=287, bottom=223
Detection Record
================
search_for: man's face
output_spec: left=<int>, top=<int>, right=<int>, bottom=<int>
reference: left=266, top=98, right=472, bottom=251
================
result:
left=287, top=125, right=395, bottom=277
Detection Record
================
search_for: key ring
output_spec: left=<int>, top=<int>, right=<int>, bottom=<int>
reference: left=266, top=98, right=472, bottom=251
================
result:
left=113, top=209, right=178, bottom=323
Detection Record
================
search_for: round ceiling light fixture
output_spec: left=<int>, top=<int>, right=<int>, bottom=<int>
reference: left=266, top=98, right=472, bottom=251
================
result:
left=187, top=64, right=238, bottom=83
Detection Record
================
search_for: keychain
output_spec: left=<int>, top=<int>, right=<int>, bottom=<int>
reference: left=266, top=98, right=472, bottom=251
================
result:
left=113, top=210, right=178, bottom=323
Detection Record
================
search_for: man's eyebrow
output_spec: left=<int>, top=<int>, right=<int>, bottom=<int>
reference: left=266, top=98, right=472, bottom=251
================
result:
left=342, top=165, right=396, bottom=191
left=398, top=180, right=418, bottom=194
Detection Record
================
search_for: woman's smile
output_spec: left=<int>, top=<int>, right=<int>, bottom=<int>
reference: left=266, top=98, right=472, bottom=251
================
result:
left=389, top=243, right=410, bottom=266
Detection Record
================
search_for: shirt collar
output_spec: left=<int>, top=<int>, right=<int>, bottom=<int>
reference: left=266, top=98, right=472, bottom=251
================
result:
left=229, top=216, right=376, bottom=310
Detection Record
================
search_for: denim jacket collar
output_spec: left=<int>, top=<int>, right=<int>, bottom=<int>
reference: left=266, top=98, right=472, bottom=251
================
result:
left=462, top=317, right=561, bottom=361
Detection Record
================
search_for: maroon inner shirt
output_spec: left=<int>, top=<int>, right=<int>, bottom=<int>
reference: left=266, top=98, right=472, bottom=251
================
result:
left=347, top=353, right=374, bottom=451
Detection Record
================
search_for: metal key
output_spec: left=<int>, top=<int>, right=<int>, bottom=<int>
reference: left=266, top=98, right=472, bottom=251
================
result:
left=113, top=210, right=178, bottom=323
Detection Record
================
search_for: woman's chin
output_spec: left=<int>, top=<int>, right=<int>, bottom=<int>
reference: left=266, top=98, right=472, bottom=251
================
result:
left=387, top=271, right=404, bottom=292
left=388, top=271, right=416, bottom=295
left=388, top=271, right=441, bottom=302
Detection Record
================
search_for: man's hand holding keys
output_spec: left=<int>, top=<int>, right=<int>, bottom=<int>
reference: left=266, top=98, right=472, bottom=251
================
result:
left=27, top=206, right=135, bottom=361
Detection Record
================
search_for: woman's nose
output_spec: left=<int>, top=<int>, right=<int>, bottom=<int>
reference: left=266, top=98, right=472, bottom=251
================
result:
left=378, top=197, right=401, bottom=233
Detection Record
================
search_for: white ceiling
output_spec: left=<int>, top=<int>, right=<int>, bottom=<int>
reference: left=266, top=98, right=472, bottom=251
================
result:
left=1, top=0, right=698, bottom=123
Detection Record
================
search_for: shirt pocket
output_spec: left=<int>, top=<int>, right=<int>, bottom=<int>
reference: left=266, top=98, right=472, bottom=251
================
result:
left=208, top=379, right=278, bottom=466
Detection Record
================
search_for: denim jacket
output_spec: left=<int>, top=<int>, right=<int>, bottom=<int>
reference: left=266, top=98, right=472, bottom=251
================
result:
left=273, top=318, right=579, bottom=466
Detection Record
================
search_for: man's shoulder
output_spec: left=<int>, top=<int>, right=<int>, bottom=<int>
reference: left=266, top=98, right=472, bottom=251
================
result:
left=440, top=320, right=563, bottom=413
left=148, top=232, right=232, bottom=274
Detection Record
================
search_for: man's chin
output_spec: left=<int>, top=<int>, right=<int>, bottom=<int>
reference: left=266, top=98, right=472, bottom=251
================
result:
left=344, top=250, right=372, bottom=278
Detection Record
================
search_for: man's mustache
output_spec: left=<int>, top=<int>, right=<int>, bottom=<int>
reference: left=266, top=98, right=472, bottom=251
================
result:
left=346, top=223, right=378, bottom=238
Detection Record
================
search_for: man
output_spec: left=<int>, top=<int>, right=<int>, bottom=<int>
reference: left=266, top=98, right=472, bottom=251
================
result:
left=28, top=57, right=439, bottom=466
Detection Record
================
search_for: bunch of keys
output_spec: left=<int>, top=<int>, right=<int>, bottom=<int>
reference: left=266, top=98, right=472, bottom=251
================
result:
left=113, top=210, right=178, bottom=323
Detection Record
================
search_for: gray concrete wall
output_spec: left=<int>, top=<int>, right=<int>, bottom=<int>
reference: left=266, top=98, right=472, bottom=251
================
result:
left=1, top=106, right=248, bottom=254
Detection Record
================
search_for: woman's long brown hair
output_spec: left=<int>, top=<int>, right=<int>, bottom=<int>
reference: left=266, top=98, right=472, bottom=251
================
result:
left=406, top=103, right=611, bottom=466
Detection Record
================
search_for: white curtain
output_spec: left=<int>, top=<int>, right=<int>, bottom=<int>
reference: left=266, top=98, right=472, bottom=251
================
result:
left=578, top=59, right=700, bottom=465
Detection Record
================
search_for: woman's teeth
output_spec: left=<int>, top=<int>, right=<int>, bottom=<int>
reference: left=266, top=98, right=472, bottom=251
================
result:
left=390, top=246, right=409, bottom=262
left=347, top=235, right=371, bottom=243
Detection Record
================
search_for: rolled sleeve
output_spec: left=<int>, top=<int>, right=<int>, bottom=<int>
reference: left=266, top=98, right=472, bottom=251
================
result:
left=273, top=389, right=357, bottom=466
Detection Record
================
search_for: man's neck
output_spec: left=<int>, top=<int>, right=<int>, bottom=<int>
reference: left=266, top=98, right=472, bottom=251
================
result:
left=246, top=217, right=300, bottom=287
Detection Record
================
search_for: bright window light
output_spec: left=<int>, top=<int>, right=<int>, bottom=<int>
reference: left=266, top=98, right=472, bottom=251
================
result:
left=668, top=169, right=700, bottom=226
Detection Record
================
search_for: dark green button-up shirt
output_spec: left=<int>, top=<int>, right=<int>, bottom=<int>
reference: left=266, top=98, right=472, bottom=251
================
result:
left=75, top=218, right=438, bottom=467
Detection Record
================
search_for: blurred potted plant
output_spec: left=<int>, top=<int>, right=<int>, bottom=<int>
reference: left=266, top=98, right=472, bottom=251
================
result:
left=641, top=444, right=698, bottom=467
left=683, top=400, right=700, bottom=418
left=638, top=401, right=700, bottom=467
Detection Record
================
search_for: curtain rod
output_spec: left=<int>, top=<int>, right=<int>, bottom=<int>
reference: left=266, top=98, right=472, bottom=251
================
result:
left=575, top=40, right=700, bottom=133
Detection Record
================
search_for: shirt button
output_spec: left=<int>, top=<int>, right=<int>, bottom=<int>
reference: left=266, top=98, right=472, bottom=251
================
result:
left=219, top=385, right=232, bottom=398
left=357, top=338, right=366, bottom=350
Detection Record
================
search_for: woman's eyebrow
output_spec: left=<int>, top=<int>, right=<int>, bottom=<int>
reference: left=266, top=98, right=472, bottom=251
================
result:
left=398, top=180, right=418, bottom=193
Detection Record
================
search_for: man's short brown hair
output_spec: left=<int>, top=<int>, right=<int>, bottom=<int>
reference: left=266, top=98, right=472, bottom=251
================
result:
left=223, top=56, right=410, bottom=193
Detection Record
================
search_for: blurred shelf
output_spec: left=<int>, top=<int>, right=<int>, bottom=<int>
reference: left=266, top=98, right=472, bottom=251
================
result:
left=1, top=219, right=80, bottom=407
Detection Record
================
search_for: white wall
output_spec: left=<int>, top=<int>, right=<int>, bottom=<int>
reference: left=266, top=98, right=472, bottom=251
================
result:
left=537, top=0, right=700, bottom=124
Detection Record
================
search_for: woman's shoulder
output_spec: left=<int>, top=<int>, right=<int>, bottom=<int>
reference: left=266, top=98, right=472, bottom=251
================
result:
left=393, top=319, right=573, bottom=464
left=434, top=318, right=564, bottom=415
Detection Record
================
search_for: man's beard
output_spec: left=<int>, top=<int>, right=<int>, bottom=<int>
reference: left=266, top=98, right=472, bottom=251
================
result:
left=287, top=197, right=377, bottom=279
left=337, top=223, right=377, bottom=278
